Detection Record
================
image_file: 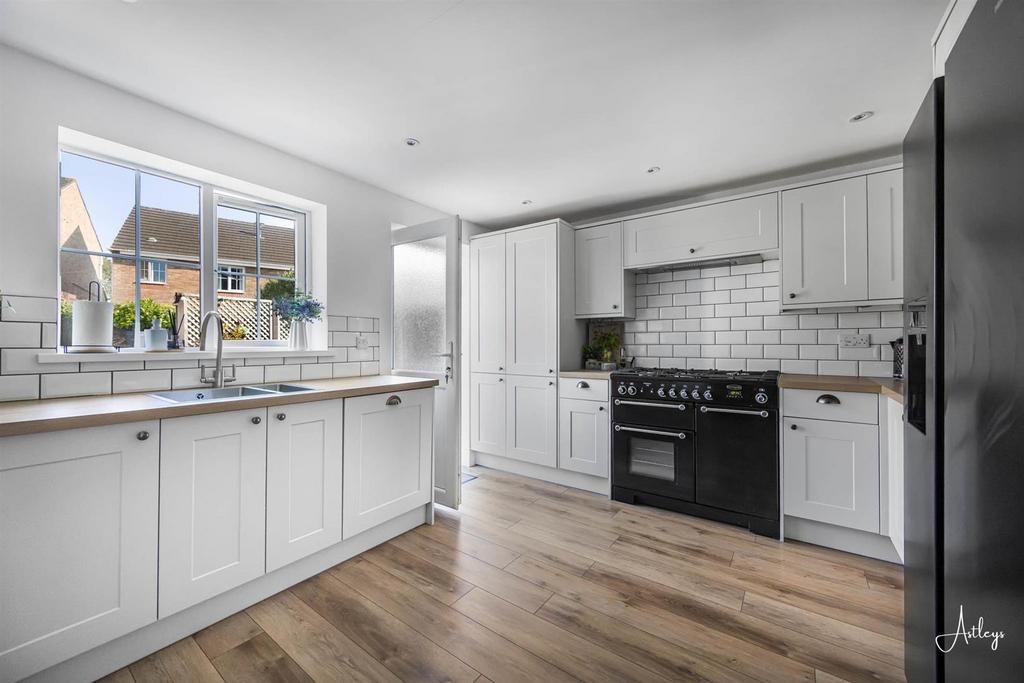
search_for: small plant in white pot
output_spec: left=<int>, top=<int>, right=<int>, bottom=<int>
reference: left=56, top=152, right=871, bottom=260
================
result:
left=273, top=292, right=324, bottom=350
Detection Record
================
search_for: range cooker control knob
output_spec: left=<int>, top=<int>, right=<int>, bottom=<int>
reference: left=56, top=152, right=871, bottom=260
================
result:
left=668, top=387, right=677, bottom=398
left=703, top=389, right=713, bottom=401
left=657, top=387, right=666, bottom=398
left=627, top=385, right=638, bottom=396
left=617, top=385, right=627, bottom=395
left=690, top=389, right=701, bottom=400
left=754, top=391, right=769, bottom=405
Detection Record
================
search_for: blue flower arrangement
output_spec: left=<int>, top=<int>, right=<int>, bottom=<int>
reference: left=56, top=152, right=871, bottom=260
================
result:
left=273, top=292, right=324, bottom=323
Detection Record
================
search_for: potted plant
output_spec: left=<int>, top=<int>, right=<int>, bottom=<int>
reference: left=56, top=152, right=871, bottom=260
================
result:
left=273, top=292, right=324, bottom=350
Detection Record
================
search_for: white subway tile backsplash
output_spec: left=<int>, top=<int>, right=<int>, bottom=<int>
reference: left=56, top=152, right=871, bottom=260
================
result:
left=265, top=364, right=302, bottom=383
left=686, top=278, right=714, bottom=292
left=817, top=361, right=859, bottom=376
left=0, top=375, right=40, bottom=401
left=781, top=329, right=817, bottom=344
left=634, top=332, right=659, bottom=344
left=764, top=315, right=799, bottom=330
left=686, top=305, right=716, bottom=319
left=144, top=359, right=200, bottom=369
left=673, top=293, right=702, bottom=306
left=714, top=303, right=746, bottom=318
left=781, top=360, right=818, bottom=374
left=112, top=369, right=172, bottom=393
left=687, top=332, right=716, bottom=344
left=647, top=320, right=673, bottom=332
left=838, top=346, right=880, bottom=361
left=730, top=263, right=763, bottom=275
left=171, top=368, right=203, bottom=388
left=0, top=322, right=41, bottom=348
left=798, top=313, right=837, bottom=329
left=648, top=272, right=673, bottom=283
left=716, top=359, right=747, bottom=371
left=746, top=300, right=780, bottom=316
left=659, top=332, right=688, bottom=344
left=799, top=345, right=838, bottom=360
left=688, top=358, right=715, bottom=370
left=637, top=283, right=661, bottom=296
left=700, top=290, right=730, bottom=305
left=349, top=317, right=374, bottom=332
left=301, top=363, right=333, bottom=380
left=648, top=345, right=673, bottom=357
left=233, top=366, right=266, bottom=385
left=764, top=345, right=799, bottom=359
left=1, top=349, right=78, bottom=374
left=745, top=272, right=779, bottom=288
left=701, top=344, right=731, bottom=358
left=700, top=318, right=731, bottom=331
left=672, top=345, right=700, bottom=356
left=868, top=328, right=902, bottom=344
left=0, top=295, right=56, bottom=323
left=41, top=372, right=111, bottom=399
left=360, top=361, right=380, bottom=375
left=859, top=361, right=894, bottom=377
left=714, top=275, right=746, bottom=290
left=881, top=311, right=903, bottom=328
left=746, top=330, right=781, bottom=344
left=746, top=359, right=781, bottom=371
left=672, top=319, right=700, bottom=332
left=715, top=331, right=746, bottom=344
left=701, top=266, right=732, bottom=278
left=647, top=294, right=673, bottom=307
left=762, top=260, right=780, bottom=272
left=333, top=362, right=361, bottom=378
left=730, top=317, right=763, bottom=330
left=731, top=345, right=764, bottom=359
left=657, top=281, right=688, bottom=295
left=730, top=288, right=763, bottom=303
left=672, top=269, right=701, bottom=281
left=624, top=321, right=646, bottom=332
left=349, top=347, right=374, bottom=362
left=327, top=315, right=348, bottom=332
left=838, top=312, right=881, bottom=328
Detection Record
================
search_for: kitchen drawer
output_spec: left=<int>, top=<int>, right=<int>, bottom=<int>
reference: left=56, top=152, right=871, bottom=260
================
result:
left=782, top=388, right=878, bottom=424
left=559, top=377, right=609, bottom=401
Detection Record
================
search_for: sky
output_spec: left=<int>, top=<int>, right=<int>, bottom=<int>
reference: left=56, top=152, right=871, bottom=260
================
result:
left=60, top=151, right=295, bottom=254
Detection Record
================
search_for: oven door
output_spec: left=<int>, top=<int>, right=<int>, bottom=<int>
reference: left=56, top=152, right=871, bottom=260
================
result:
left=612, top=423, right=695, bottom=501
left=694, top=405, right=778, bottom=519
left=611, top=398, right=693, bottom=430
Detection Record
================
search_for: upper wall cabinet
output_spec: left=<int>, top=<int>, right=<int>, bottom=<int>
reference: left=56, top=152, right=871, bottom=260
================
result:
left=781, top=170, right=903, bottom=309
left=622, top=193, right=779, bottom=268
left=469, top=233, right=507, bottom=374
left=867, top=170, right=904, bottom=301
left=574, top=222, right=635, bottom=319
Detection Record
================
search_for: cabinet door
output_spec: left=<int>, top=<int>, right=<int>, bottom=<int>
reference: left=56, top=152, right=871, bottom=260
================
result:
left=343, top=389, right=433, bottom=539
left=506, top=374, right=557, bottom=467
left=623, top=193, right=778, bottom=268
left=784, top=417, right=879, bottom=532
left=575, top=222, right=623, bottom=316
left=867, top=170, right=904, bottom=300
left=469, top=233, right=506, bottom=374
left=159, top=408, right=267, bottom=618
left=506, top=225, right=558, bottom=376
left=558, top=398, right=609, bottom=477
left=781, top=177, right=868, bottom=305
left=0, top=422, right=159, bottom=682
left=266, top=399, right=343, bottom=572
left=470, top=372, right=506, bottom=456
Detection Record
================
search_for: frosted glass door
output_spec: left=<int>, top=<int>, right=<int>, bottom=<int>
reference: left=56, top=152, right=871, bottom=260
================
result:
left=393, top=236, right=447, bottom=374
left=392, top=217, right=461, bottom=510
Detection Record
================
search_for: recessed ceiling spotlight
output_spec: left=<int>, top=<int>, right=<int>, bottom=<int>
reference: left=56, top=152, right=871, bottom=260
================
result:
left=521, top=200, right=533, bottom=205
left=121, top=0, right=139, bottom=4
left=646, top=166, right=662, bottom=174
left=403, top=137, right=421, bottom=147
left=849, top=111, right=874, bottom=123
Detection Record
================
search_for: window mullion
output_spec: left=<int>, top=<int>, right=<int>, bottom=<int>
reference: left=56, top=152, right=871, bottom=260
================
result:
left=201, top=185, right=216, bottom=327
left=133, top=170, right=142, bottom=347
left=255, top=210, right=262, bottom=341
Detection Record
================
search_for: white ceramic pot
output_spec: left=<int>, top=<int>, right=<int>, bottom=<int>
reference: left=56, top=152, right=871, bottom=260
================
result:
left=288, top=321, right=308, bottom=350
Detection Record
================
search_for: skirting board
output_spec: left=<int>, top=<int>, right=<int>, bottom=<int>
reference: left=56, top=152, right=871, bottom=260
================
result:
left=473, top=452, right=610, bottom=495
left=25, top=505, right=431, bottom=683
left=784, top=515, right=903, bottom=564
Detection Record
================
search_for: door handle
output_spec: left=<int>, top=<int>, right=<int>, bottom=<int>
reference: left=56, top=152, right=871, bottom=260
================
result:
left=615, top=399, right=686, bottom=411
left=576, top=381, right=590, bottom=389
left=816, top=394, right=841, bottom=405
left=614, top=424, right=686, bottom=439
left=699, top=406, right=769, bottom=418
left=386, top=395, right=402, bottom=406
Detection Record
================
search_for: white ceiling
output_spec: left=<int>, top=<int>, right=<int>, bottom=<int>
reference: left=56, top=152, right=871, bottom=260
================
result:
left=0, top=0, right=946, bottom=226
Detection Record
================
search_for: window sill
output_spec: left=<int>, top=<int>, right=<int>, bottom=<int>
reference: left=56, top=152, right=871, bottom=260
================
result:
left=37, top=348, right=336, bottom=364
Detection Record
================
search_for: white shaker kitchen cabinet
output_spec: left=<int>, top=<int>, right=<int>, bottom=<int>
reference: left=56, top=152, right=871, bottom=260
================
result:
left=0, top=422, right=159, bottom=683
left=781, top=176, right=869, bottom=306
left=505, top=225, right=558, bottom=377
left=784, top=417, right=880, bottom=533
left=266, top=399, right=344, bottom=573
left=343, top=388, right=433, bottom=540
left=867, top=170, right=904, bottom=301
left=505, top=374, right=558, bottom=467
left=159, top=408, right=268, bottom=618
left=470, top=372, right=506, bottom=456
left=558, top=397, right=610, bottom=477
left=575, top=222, right=635, bottom=318
left=469, top=232, right=506, bottom=374
left=622, top=193, right=779, bottom=268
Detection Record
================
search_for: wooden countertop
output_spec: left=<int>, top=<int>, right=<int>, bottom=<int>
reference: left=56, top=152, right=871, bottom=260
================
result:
left=559, top=370, right=613, bottom=380
left=0, top=375, right=439, bottom=437
left=779, top=374, right=904, bottom=404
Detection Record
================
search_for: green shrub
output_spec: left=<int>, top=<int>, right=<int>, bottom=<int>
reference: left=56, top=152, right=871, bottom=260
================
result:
left=112, top=299, right=175, bottom=330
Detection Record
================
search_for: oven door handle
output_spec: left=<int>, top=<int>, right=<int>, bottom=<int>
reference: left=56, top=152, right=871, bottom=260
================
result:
left=613, top=399, right=686, bottom=411
left=699, top=406, right=769, bottom=418
left=614, top=424, right=687, bottom=439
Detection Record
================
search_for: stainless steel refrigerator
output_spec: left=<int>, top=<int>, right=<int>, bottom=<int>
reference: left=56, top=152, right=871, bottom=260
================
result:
left=903, top=1, right=1024, bottom=680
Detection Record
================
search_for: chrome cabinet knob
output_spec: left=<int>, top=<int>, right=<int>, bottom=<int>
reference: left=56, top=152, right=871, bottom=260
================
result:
left=276, top=413, right=287, bottom=421
left=137, top=431, right=149, bottom=441
left=577, top=381, right=590, bottom=389
left=612, top=303, right=619, bottom=309
left=251, top=416, right=262, bottom=425
left=816, top=394, right=841, bottom=405
left=689, top=248, right=696, bottom=254
left=790, top=424, right=798, bottom=430
left=788, top=292, right=796, bottom=299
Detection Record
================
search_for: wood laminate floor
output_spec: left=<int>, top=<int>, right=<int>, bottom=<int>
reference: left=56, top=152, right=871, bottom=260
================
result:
left=102, top=466, right=905, bottom=683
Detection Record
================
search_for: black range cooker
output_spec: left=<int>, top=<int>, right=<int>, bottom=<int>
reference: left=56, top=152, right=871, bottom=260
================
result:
left=610, top=367, right=780, bottom=537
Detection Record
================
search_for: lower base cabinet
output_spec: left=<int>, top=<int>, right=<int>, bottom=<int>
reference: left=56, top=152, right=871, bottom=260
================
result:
left=783, top=416, right=880, bottom=533
left=266, top=399, right=344, bottom=572
left=469, top=372, right=506, bottom=456
left=159, top=407, right=268, bottom=618
left=558, top=398, right=609, bottom=477
left=505, top=374, right=557, bottom=467
left=0, top=422, right=159, bottom=683
left=343, top=388, right=433, bottom=539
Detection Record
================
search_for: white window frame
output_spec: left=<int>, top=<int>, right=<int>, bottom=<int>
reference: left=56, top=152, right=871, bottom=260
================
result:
left=57, top=144, right=312, bottom=350
left=140, top=259, right=167, bottom=284
left=217, top=265, right=246, bottom=293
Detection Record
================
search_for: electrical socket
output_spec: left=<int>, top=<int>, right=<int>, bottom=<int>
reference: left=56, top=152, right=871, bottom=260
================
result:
left=840, top=333, right=871, bottom=348
left=355, top=334, right=369, bottom=350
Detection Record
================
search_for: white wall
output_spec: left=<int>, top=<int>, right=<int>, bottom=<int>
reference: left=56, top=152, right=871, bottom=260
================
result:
left=0, top=44, right=448, bottom=362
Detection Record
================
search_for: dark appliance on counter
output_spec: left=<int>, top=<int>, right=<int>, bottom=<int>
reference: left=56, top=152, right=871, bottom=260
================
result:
left=610, top=368, right=779, bottom=537
left=903, top=2, right=1024, bottom=681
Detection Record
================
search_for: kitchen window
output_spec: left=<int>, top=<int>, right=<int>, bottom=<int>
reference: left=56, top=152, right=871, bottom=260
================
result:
left=58, top=149, right=308, bottom=349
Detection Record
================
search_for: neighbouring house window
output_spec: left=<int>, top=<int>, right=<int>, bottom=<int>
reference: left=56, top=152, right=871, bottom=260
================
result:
left=58, top=150, right=307, bottom=348
left=141, top=259, right=167, bottom=284
left=218, top=265, right=245, bottom=293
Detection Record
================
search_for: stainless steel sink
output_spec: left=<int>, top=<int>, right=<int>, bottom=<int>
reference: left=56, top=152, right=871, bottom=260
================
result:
left=149, top=386, right=279, bottom=404
left=254, top=383, right=315, bottom=393
left=149, top=383, right=316, bottom=404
